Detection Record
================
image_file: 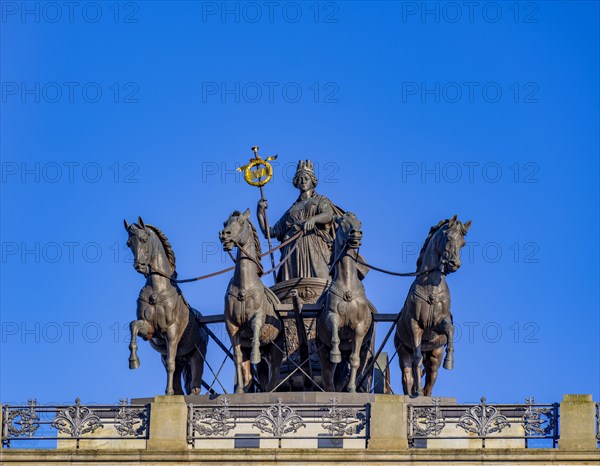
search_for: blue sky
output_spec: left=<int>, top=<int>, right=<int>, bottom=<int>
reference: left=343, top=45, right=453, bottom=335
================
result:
left=1, top=1, right=598, bottom=408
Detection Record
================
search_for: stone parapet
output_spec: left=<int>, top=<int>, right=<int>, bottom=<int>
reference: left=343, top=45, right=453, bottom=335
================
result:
left=146, top=395, right=188, bottom=451
left=558, top=394, right=598, bottom=450
left=3, top=393, right=598, bottom=460
left=1, top=447, right=599, bottom=465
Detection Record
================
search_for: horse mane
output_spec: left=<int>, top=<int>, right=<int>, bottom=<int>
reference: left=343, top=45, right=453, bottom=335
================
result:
left=249, top=220, right=264, bottom=277
left=232, top=211, right=264, bottom=277
left=333, top=212, right=353, bottom=254
left=415, top=218, right=450, bottom=270
left=145, top=224, right=177, bottom=278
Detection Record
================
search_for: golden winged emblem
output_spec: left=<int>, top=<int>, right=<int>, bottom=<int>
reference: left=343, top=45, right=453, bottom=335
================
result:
left=237, top=146, right=278, bottom=187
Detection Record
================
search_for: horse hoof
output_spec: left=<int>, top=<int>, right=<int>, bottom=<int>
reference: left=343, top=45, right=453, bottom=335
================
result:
left=443, top=359, right=454, bottom=370
left=191, top=388, right=200, bottom=395
left=236, top=388, right=244, bottom=394
left=129, top=359, right=140, bottom=370
left=166, top=389, right=175, bottom=396
left=251, top=353, right=261, bottom=365
left=347, top=386, right=356, bottom=393
left=330, top=352, right=341, bottom=364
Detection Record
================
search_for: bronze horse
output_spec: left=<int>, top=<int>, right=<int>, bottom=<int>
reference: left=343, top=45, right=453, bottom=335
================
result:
left=318, top=212, right=373, bottom=393
left=219, top=209, right=283, bottom=393
left=125, top=217, right=208, bottom=395
left=394, top=215, right=471, bottom=396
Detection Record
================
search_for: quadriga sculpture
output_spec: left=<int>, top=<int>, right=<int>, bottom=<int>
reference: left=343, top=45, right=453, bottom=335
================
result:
left=125, top=217, right=208, bottom=395
left=219, top=209, right=284, bottom=393
left=317, top=212, right=374, bottom=393
left=394, top=215, right=471, bottom=396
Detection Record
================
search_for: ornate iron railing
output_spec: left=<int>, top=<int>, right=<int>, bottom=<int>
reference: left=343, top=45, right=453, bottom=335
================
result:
left=187, top=397, right=370, bottom=448
left=1, top=398, right=149, bottom=449
left=408, top=397, right=559, bottom=448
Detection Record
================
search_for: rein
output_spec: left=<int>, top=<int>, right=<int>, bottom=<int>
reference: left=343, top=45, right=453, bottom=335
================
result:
left=329, top=244, right=438, bottom=278
left=148, top=227, right=444, bottom=284
left=328, top=241, right=347, bottom=276
left=353, top=256, right=438, bottom=277
left=261, top=234, right=302, bottom=276
left=149, top=231, right=304, bottom=284
left=233, top=229, right=304, bottom=277
left=352, top=228, right=449, bottom=278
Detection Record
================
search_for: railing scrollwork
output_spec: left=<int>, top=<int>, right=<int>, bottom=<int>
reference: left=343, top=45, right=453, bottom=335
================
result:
left=408, top=396, right=559, bottom=448
left=187, top=398, right=370, bottom=448
left=2, top=398, right=149, bottom=448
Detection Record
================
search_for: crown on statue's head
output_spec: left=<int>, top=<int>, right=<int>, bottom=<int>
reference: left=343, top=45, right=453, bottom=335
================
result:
left=296, top=159, right=315, bottom=175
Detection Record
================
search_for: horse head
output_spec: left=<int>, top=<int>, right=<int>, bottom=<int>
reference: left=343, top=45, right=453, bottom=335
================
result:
left=124, top=217, right=176, bottom=278
left=333, top=212, right=363, bottom=253
left=438, top=215, right=471, bottom=274
left=219, top=208, right=252, bottom=252
left=124, top=217, right=153, bottom=276
left=416, top=215, right=472, bottom=275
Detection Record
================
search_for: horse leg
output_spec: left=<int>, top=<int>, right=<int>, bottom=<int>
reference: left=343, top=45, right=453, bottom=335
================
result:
left=347, top=322, right=368, bottom=393
left=400, top=366, right=412, bottom=396
left=328, top=312, right=342, bottom=363
left=423, top=347, right=444, bottom=396
left=227, top=322, right=246, bottom=394
left=169, top=357, right=184, bottom=395
left=410, top=318, right=424, bottom=397
left=395, top=327, right=411, bottom=396
left=318, top=342, right=336, bottom=391
left=233, top=344, right=245, bottom=394
left=265, top=340, right=283, bottom=392
left=182, top=362, right=192, bottom=395
left=257, top=359, right=269, bottom=392
left=128, top=320, right=151, bottom=369
left=396, top=340, right=414, bottom=396
left=187, top=349, right=204, bottom=395
left=356, top=339, right=371, bottom=393
left=357, top=317, right=375, bottom=392
left=441, top=315, right=455, bottom=370
left=160, top=353, right=182, bottom=395
left=250, top=313, right=264, bottom=365
left=241, top=352, right=253, bottom=392
left=164, top=327, right=180, bottom=396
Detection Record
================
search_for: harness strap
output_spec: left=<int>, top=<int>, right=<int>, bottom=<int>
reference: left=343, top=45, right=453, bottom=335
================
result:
left=138, top=286, right=179, bottom=305
left=328, top=281, right=359, bottom=303
left=138, top=285, right=183, bottom=332
left=412, top=287, right=449, bottom=305
left=227, top=279, right=264, bottom=302
left=411, top=283, right=450, bottom=329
